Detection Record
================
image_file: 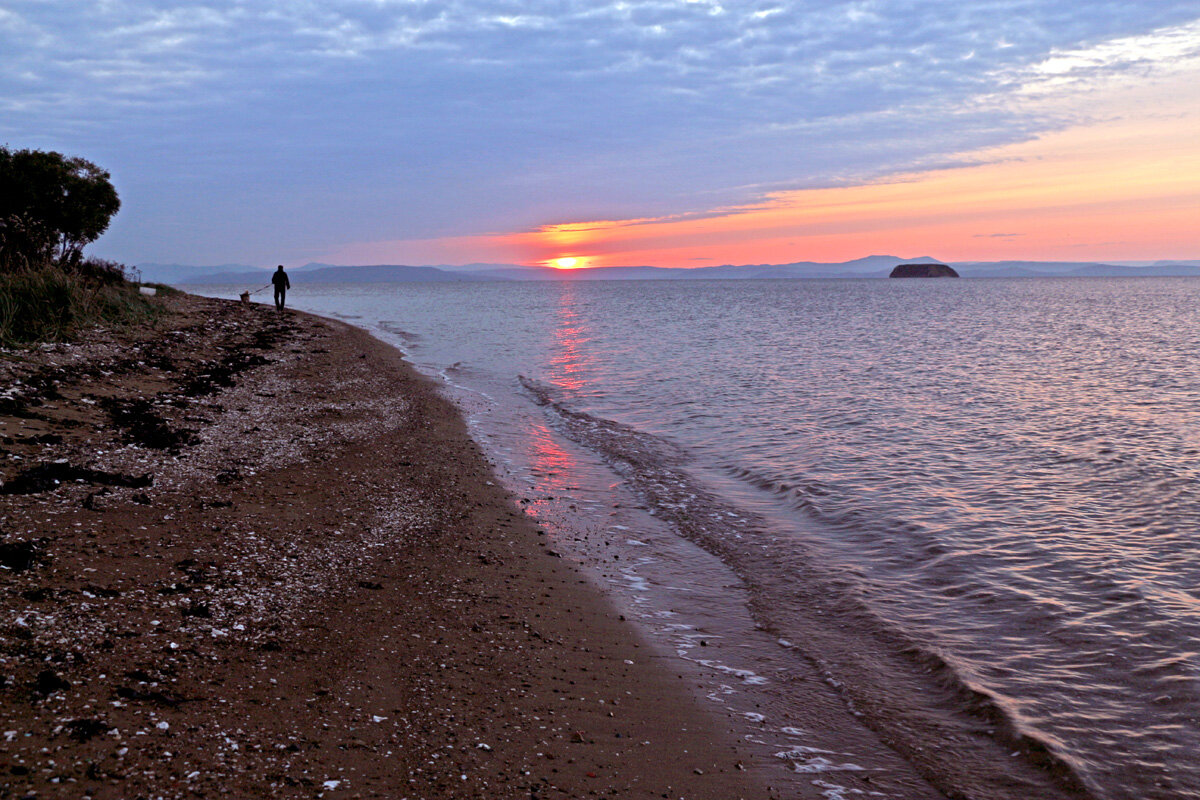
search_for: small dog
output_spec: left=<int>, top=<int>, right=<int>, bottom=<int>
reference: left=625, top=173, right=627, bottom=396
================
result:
left=240, top=291, right=251, bottom=306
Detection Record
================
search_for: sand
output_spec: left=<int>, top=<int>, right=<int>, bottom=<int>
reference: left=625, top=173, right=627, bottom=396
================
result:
left=0, top=294, right=780, bottom=799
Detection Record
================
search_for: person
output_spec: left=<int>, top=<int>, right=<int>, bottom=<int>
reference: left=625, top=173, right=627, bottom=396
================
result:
left=271, top=264, right=291, bottom=311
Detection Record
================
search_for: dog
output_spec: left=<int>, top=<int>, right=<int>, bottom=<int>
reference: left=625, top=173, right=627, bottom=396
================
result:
left=240, top=291, right=251, bottom=306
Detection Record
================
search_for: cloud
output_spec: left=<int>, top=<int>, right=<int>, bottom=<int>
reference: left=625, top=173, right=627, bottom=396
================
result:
left=2, top=1, right=1198, bottom=263
left=1023, top=17, right=1200, bottom=91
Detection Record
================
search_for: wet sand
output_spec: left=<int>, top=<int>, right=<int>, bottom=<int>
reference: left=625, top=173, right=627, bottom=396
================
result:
left=0, top=294, right=775, bottom=798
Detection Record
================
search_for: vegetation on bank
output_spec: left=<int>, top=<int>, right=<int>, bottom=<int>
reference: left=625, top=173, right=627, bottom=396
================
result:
left=1, top=146, right=159, bottom=346
left=0, top=260, right=161, bottom=346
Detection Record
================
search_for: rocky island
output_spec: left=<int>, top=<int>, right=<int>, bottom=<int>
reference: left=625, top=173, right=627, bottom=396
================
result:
left=889, top=263, right=960, bottom=278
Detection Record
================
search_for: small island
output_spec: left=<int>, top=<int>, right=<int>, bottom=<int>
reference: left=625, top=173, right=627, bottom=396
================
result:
left=889, top=262, right=960, bottom=278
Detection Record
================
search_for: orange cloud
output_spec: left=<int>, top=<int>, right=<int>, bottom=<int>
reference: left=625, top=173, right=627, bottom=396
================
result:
left=491, top=105, right=1200, bottom=267
left=324, top=53, right=1200, bottom=268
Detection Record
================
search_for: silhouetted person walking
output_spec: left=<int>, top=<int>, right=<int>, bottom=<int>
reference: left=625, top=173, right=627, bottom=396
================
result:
left=271, top=265, right=290, bottom=311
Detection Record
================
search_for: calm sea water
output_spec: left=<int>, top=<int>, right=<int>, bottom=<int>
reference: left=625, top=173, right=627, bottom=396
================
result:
left=201, top=278, right=1200, bottom=798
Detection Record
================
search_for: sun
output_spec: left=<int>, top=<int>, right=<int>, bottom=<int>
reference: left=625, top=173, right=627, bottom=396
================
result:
left=552, top=257, right=579, bottom=269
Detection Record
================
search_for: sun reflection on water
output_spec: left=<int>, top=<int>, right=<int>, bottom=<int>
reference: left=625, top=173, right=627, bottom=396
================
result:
left=522, top=286, right=599, bottom=516
left=547, top=285, right=593, bottom=395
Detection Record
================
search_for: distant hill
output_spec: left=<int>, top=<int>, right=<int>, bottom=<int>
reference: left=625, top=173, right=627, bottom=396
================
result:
left=952, top=261, right=1200, bottom=278
left=158, top=263, right=498, bottom=285
left=1067, top=263, right=1200, bottom=277
left=144, top=256, right=1200, bottom=286
left=288, top=264, right=494, bottom=283
left=447, top=255, right=945, bottom=281
left=136, top=263, right=260, bottom=284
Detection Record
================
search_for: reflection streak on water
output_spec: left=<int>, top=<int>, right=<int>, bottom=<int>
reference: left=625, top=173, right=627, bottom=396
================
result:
left=526, top=422, right=577, bottom=507
left=547, top=285, right=592, bottom=395
left=522, top=286, right=596, bottom=519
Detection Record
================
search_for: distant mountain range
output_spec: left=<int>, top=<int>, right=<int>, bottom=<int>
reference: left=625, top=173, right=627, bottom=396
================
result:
left=136, top=255, right=1200, bottom=286
left=134, top=262, right=496, bottom=285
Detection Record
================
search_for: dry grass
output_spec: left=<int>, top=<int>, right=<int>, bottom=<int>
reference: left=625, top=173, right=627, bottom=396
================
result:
left=0, top=262, right=161, bottom=346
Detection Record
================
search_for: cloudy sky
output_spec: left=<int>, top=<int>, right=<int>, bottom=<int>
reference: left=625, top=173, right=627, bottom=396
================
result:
left=3, top=1, right=1199, bottom=268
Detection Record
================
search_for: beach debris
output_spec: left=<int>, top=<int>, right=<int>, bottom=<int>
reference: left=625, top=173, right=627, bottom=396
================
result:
left=115, top=686, right=187, bottom=708
left=33, top=670, right=71, bottom=696
left=181, top=601, right=212, bottom=618
left=63, top=718, right=108, bottom=742
left=0, top=538, right=47, bottom=571
left=101, top=396, right=198, bottom=451
left=0, top=462, right=152, bottom=495
left=21, top=587, right=51, bottom=602
left=215, top=468, right=242, bottom=484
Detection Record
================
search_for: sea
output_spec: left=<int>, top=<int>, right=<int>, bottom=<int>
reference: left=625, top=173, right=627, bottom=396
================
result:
left=196, top=277, right=1200, bottom=799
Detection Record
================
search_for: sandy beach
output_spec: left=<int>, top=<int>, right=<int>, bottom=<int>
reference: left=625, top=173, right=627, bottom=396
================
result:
left=0, top=293, right=783, bottom=799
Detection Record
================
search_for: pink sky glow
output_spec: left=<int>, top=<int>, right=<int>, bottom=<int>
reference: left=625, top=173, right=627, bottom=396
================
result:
left=320, top=48, right=1200, bottom=269
left=323, top=106, right=1200, bottom=269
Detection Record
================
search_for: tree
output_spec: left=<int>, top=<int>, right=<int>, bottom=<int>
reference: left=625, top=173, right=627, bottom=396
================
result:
left=0, top=147, right=121, bottom=271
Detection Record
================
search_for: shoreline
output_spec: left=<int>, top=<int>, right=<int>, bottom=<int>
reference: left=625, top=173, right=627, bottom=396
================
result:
left=501, top=371, right=1095, bottom=800
left=1, top=294, right=774, bottom=798
left=303, top=286, right=1097, bottom=800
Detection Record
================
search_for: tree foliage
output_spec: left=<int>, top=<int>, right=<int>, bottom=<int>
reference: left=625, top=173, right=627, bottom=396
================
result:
left=0, top=147, right=121, bottom=272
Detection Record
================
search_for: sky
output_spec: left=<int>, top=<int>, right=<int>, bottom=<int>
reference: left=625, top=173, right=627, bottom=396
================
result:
left=2, top=1, right=1198, bottom=269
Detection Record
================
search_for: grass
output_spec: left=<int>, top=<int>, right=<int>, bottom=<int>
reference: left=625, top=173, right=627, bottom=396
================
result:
left=0, top=262, right=164, bottom=347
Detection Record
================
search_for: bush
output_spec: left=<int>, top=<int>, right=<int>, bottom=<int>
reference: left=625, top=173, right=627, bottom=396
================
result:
left=0, top=148, right=120, bottom=271
left=0, top=148, right=147, bottom=345
left=74, top=256, right=129, bottom=285
left=0, top=263, right=159, bottom=346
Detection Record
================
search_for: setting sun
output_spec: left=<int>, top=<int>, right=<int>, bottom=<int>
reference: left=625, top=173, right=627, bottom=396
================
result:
left=552, top=257, right=579, bottom=269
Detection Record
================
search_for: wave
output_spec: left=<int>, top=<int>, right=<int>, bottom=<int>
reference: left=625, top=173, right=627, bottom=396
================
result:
left=375, top=320, right=422, bottom=344
left=519, top=374, right=1096, bottom=800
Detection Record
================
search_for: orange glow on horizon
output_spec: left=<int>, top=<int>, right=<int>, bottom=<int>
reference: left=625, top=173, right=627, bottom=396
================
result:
left=320, top=58, right=1200, bottom=269
left=490, top=107, right=1200, bottom=268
